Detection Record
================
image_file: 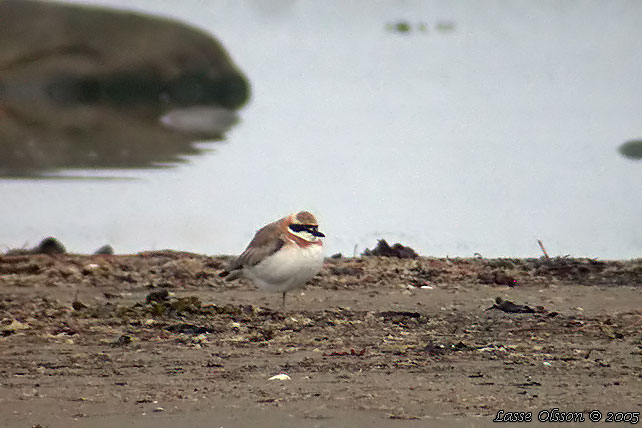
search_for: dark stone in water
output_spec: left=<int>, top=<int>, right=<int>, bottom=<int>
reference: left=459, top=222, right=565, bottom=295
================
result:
left=618, top=140, right=642, bottom=160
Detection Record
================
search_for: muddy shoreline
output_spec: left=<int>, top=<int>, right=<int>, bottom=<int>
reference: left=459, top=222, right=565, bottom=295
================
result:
left=1, top=252, right=641, bottom=427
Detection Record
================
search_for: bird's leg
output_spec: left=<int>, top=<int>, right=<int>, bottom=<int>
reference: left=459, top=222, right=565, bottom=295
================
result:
left=282, top=291, right=287, bottom=312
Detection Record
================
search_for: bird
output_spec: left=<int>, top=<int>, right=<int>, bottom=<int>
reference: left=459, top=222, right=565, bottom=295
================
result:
left=219, top=211, right=325, bottom=310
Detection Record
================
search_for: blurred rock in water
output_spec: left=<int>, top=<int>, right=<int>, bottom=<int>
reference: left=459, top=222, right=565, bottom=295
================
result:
left=0, top=0, right=250, bottom=177
left=618, top=140, right=642, bottom=160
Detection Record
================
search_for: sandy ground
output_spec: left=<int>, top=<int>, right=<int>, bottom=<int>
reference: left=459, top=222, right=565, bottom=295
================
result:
left=1, top=251, right=641, bottom=427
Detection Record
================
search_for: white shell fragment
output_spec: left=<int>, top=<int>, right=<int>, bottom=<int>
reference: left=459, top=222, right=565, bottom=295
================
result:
left=268, top=373, right=291, bottom=381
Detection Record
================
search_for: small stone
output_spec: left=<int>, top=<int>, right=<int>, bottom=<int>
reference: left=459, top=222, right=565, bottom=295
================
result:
left=1, top=320, right=30, bottom=334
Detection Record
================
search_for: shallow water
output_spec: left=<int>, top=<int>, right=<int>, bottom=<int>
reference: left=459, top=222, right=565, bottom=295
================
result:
left=1, top=0, right=641, bottom=258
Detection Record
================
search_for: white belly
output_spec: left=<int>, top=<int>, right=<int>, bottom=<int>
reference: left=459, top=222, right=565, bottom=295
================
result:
left=244, top=243, right=323, bottom=293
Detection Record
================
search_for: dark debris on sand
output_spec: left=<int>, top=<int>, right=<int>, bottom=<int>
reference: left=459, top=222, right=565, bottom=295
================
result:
left=0, top=249, right=641, bottom=419
left=361, top=239, right=419, bottom=259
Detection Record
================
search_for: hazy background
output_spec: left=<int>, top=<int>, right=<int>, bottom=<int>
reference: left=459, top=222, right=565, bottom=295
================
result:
left=1, top=0, right=641, bottom=258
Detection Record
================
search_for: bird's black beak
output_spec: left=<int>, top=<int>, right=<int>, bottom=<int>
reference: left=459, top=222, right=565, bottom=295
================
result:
left=313, top=230, right=325, bottom=238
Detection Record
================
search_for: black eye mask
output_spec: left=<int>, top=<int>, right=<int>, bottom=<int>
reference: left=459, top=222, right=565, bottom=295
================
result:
left=289, top=224, right=325, bottom=237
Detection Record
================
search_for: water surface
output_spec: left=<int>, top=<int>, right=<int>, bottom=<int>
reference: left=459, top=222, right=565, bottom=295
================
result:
left=2, top=0, right=641, bottom=258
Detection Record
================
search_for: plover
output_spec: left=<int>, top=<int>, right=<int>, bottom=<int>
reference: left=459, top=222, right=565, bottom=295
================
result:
left=220, top=211, right=325, bottom=310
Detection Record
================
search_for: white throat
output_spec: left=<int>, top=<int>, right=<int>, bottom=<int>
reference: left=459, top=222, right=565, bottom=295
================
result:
left=289, top=230, right=321, bottom=243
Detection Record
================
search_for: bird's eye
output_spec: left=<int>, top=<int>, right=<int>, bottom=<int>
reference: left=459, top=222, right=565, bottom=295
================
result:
left=290, top=224, right=318, bottom=234
left=289, top=224, right=306, bottom=232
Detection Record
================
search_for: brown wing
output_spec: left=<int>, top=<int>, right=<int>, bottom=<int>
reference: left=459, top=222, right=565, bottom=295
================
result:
left=221, top=220, right=286, bottom=279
